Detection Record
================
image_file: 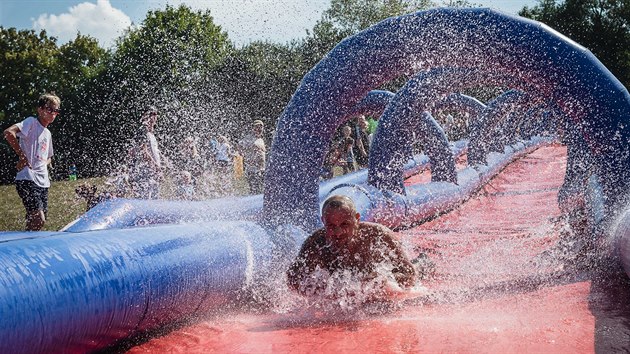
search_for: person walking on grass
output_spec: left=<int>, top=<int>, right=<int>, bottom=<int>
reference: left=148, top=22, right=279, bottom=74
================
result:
left=128, top=106, right=163, bottom=199
left=3, top=93, right=61, bottom=231
left=238, top=120, right=267, bottom=194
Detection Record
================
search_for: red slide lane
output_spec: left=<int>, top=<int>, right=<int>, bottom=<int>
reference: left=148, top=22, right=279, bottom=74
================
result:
left=126, top=145, right=630, bottom=353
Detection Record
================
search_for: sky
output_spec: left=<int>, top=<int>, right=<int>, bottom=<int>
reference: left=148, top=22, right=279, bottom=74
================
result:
left=0, top=0, right=538, bottom=48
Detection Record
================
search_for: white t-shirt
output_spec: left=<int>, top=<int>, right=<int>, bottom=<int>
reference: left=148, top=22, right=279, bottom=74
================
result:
left=215, top=142, right=232, bottom=162
left=147, top=131, right=161, bottom=167
left=15, top=116, right=54, bottom=188
left=239, top=134, right=266, bottom=173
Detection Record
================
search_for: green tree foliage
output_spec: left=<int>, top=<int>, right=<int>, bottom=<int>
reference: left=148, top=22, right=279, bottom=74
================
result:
left=55, top=35, right=108, bottom=92
left=325, top=0, right=432, bottom=33
left=212, top=40, right=306, bottom=137
left=212, top=0, right=438, bottom=146
left=301, top=0, right=432, bottom=68
left=71, top=5, right=235, bottom=174
left=0, top=28, right=105, bottom=123
left=519, top=0, right=630, bottom=86
left=111, top=4, right=232, bottom=101
left=215, top=0, right=436, bottom=144
left=0, top=28, right=58, bottom=122
left=10, top=0, right=628, bottom=186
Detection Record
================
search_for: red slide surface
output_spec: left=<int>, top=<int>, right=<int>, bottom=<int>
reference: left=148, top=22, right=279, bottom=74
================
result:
left=126, top=145, right=630, bottom=353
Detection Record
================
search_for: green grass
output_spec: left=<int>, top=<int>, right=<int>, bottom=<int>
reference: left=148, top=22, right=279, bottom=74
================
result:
left=0, top=174, right=252, bottom=232
left=0, top=177, right=107, bottom=231
left=0, top=167, right=346, bottom=232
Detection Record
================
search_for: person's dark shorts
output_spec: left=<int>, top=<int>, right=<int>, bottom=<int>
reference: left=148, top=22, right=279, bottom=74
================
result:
left=16, top=180, right=48, bottom=215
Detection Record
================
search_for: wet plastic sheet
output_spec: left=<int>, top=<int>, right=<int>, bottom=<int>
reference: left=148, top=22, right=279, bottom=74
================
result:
left=126, top=145, right=630, bottom=352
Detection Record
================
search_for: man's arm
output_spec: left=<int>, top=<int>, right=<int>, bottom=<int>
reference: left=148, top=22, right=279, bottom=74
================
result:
left=356, top=134, right=367, bottom=156
left=377, top=227, right=416, bottom=288
left=286, top=234, right=322, bottom=294
left=3, top=124, right=30, bottom=171
left=358, top=139, right=367, bottom=156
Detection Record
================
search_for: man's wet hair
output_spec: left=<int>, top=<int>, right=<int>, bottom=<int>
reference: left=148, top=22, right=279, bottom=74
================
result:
left=321, top=195, right=357, bottom=214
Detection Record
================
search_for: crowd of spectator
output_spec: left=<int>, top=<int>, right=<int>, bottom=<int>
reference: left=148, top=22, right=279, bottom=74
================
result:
left=320, top=114, right=376, bottom=181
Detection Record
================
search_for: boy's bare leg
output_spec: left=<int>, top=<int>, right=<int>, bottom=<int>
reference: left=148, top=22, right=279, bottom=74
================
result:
left=26, top=210, right=45, bottom=231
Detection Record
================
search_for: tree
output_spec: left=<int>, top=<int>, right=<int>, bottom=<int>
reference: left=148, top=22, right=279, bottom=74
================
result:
left=519, top=0, right=630, bottom=86
left=298, top=0, right=434, bottom=87
left=0, top=28, right=58, bottom=123
left=54, top=34, right=107, bottom=92
left=60, top=5, right=237, bottom=176
left=324, top=0, right=432, bottom=33
left=112, top=4, right=232, bottom=97
left=212, top=40, right=306, bottom=136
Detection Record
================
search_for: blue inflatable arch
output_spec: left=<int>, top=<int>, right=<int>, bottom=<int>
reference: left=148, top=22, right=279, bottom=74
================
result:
left=367, top=68, right=472, bottom=193
left=264, top=8, right=630, bottom=230
left=468, top=89, right=531, bottom=164
left=367, top=66, right=555, bottom=195
left=434, top=92, right=487, bottom=118
left=345, top=89, right=395, bottom=118
left=369, top=109, right=453, bottom=194
left=488, top=111, right=524, bottom=152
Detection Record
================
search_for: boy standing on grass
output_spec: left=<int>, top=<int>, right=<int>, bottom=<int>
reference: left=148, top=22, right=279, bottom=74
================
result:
left=3, top=93, right=60, bottom=231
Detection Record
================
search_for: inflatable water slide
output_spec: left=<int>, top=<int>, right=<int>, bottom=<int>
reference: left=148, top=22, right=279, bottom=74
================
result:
left=1, top=8, right=629, bottom=353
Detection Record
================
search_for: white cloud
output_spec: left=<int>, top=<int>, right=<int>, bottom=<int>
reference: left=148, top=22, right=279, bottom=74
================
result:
left=32, top=0, right=131, bottom=48
left=165, top=0, right=329, bottom=46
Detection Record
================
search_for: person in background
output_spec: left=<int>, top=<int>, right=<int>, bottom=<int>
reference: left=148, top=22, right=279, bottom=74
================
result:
left=176, top=170, right=196, bottom=200
left=367, top=116, right=378, bottom=147
left=3, top=92, right=61, bottom=231
left=203, top=133, right=219, bottom=170
left=104, top=164, right=130, bottom=198
left=338, top=125, right=355, bottom=175
left=178, top=136, right=203, bottom=183
left=443, top=113, right=455, bottom=139
left=128, top=106, right=162, bottom=199
left=68, top=163, right=77, bottom=181
left=238, top=120, right=266, bottom=194
left=367, top=116, right=378, bottom=135
left=354, top=115, right=370, bottom=169
left=321, top=143, right=341, bottom=180
left=214, top=135, right=235, bottom=195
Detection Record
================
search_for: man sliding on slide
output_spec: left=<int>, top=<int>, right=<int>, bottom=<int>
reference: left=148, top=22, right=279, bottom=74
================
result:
left=287, top=195, right=432, bottom=300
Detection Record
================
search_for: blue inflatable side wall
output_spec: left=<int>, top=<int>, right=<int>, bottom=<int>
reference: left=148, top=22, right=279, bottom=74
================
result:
left=330, top=137, right=551, bottom=228
left=0, top=221, right=305, bottom=353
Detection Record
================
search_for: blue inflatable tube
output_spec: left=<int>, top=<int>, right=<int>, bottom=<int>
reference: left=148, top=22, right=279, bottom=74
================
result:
left=344, top=89, right=395, bottom=118
left=63, top=195, right=263, bottom=232
left=434, top=92, right=486, bottom=118
left=328, top=137, right=552, bottom=229
left=0, top=221, right=306, bottom=353
left=321, top=139, right=468, bottom=199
